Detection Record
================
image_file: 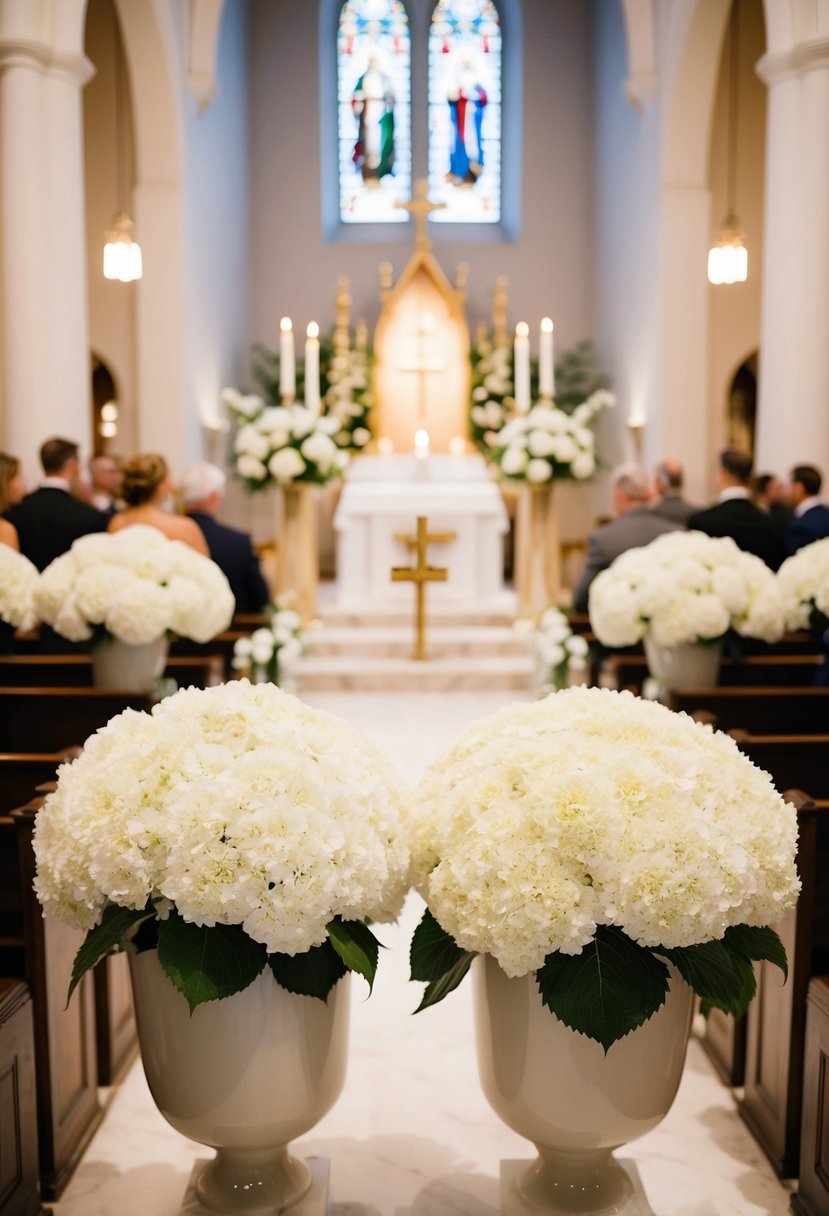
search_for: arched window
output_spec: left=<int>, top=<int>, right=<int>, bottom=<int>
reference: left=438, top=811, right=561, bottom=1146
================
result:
left=336, top=1, right=412, bottom=224
left=428, top=0, right=502, bottom=224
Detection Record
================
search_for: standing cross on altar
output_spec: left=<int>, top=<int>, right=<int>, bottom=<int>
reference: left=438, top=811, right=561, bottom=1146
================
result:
left=394, top=179, right=446, bottom=249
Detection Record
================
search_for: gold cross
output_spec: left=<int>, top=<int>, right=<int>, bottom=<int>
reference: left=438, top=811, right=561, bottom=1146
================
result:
left=394, top=179, right=447, bottom=249
left=391, top=516, right=456, bottom=661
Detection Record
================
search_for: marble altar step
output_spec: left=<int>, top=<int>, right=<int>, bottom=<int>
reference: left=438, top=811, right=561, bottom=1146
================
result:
left=302, top=624, right=528, bottom=660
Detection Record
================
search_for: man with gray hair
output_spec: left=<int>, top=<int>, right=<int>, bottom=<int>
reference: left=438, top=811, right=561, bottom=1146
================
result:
left=572, top=464, right=682, bottom=612
left=180, top=462, right=270, bottom=614
left=649, top=458, right=698, bottom=524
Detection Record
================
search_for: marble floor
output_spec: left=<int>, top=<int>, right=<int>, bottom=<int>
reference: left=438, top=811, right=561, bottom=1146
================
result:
left=48, top=692, right=796, bottom=1216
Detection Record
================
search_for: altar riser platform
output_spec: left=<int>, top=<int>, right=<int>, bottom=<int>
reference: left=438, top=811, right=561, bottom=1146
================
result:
left=303, top=625, right=527, bottom=659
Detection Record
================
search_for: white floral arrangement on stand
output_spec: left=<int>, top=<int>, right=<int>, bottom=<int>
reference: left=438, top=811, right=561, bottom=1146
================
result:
left=487, top=391, right=615, bottom=485
left=222, top=390, right=349, bottom=492
left=588, top=531, right=785, bottom=648
left=0, top=545, right=39, bottom=632
left=324, top=342, right=373, bottom=454
left=33, top=681, right=412, bottom=1012
left=408, top=687, right=799, bottom=1050
left=232, top=602, right=303, bottom=688
left=515, top=607, right=590, bottom=694
left=469, top=332, right=514, bottom=451
left=34, top=526, right=234, bottom=645
left=776, top=537, right=829, bottom=630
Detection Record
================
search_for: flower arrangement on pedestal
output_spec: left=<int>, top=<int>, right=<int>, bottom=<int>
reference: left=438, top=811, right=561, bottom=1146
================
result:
left=33, top=526, right=234, bottom=645
left=776, top=537, right=829, bottom=631
left=409, top=687, right=799, bottom=1051
left=223, top=393, right=349, bottom=492
left=488, top=392, right=614, bottom=485
left=33, top=680, right=412, bottom=1011
left=515, top=607, right=590, bottom=693
left=232, top=602, right=303, bottom=685
left=0, top=545, right=39, bottom=632
left=588, top=531, right=785, bottom=649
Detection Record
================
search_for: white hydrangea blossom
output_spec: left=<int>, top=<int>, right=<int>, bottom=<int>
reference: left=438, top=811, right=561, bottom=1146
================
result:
left=33, top=682, right=412, bottom=955
left=589, top=531, right=785, bottom=647
left=777, top=538, right=829, bottom=630
left=518, top=607, right=590, bottom=694
left=487, top=389, right=614, bottom=484
left=34, top=526, right=234, bottom=645
left=413, top=687, right=800, bottom=978
left=232, top=603, right=303, bottom=684
left=0, top=545, right=40, bottom=631
left=227, top=394, right=350, bottom=491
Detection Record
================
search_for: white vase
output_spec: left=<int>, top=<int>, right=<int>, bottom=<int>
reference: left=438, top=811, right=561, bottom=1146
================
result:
left=91, top=635, right=168, bottom=692
left=644, top=636, right=723, bottom=691
left=129, top=950, right=350, bottom=1214
left=473, top=954, right=694, bottom=1214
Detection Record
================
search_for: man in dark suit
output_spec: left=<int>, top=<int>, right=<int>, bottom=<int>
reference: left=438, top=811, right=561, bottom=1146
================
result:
left=180, top=463, right=270, bottom=614
left=572, top=465, right=682, bottom=612
left=649, top=458, right=699, bottom=524
left=7, top=436, right=107, bottom=570
left=785, top=465, right=829, bottom=556
left=687, top=449, right=784, bottom=570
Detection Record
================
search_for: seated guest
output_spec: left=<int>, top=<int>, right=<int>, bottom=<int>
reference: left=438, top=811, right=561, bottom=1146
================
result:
left=753, top=471, right=792, bottom=546
left=572, top=464, right=682, bottom=612
left=109, top=453, right=209, bottom=556
left=688, top=448, right=784, bottom=569
left=649, top=458, right=698, bottom=523
left=785, top=464, right=829, bottom=555
left=180, top=463, right=270, bottom=613
left=0, top=451, right=26, bottom=516
left=0, top=518, right=18, bottom=549
left=88, top=454, right=123, bottom=513
left=6, top=436, right=107, bottom=569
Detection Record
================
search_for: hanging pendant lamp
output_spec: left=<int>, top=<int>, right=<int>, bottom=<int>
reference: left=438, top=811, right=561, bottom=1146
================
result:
left=103, top=14, right=142, bottom=282
left=708, top=2, right=747, bottom=285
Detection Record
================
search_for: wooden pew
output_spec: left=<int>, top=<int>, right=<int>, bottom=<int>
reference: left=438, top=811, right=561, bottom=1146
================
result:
left=791, top=976, right=829, bottom=1215
left=0, top=979, right=40, bottom=1216
left=602, top=653, right=824, bottom=695
left=169, top=630, right=250, bottom=678
left=667, top=687, right=829, bottom=734
left=730, top=732, right=829, bottom=800
left=738, top=791, right=829, bottom=1178
left=0, top=688, right=154, bottom=752
left=0, top=653, right=224, bottom=689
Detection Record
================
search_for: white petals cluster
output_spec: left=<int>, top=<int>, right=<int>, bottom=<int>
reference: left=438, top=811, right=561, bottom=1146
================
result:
left=515, top=607, right=589, bottom=693
left=414, top=688, right=800, bottom=977
left=0, top=545, right=39, bottom=630
left=33, top=681, right=412, bottom=954
left=324, top=346, right=373, bottom=450
left=35, top=527, right=234, bottom=644
left=487, top=390, right=614, bottom=484
left=233, top=603, right=303, bottom=683
left=589, top=531, right=785, bottom=647
left=777, top=538, right=829, bottom=630
left=225, top=392, right=349, bottom=489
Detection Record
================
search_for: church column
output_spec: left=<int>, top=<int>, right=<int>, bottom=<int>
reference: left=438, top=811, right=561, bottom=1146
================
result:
left=755, top=40, right=829, bottom=473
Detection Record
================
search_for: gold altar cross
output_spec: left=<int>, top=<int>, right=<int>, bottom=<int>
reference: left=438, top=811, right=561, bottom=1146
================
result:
left=394, top=179, right=447, bottom=249
left=399, top=313, right=445, bottom=423
left=391, top=516, right=457, bottom=661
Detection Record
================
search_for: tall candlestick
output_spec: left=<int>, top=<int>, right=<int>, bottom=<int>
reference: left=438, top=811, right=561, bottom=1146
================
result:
left=279, top=317, right=295, bottom=402
left=514, top=321, right=530, bottom=414
left=304, top=322, right=320, bottom=416
left=539, top=317, right=555, bottom=399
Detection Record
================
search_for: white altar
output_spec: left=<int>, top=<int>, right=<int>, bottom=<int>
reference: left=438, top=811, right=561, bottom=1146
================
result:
left=334, top=453, right=509, bottom=609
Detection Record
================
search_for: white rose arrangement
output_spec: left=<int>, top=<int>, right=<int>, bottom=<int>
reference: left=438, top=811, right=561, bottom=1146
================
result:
left=487, top=390, right=615, bottom=484
left=469, top=332, right=514, bottom=451
left=515, top=607, right=590, bottom=693
left=324, top=342, right=374, bottom=453
left=0, top=545, right=39, bottom=632
left=589, top=530, right=785, bottom=648
left=34, top=526, right=235, bottom=645
left=33, top=681, right=412, bottom=1011
left=409, top=687, right=799, bottom=1050
left=232, top=602, right=303, bottom=684
left=777, top=537, right=829, bottom=631
left=222, top=390, right=349, bottom=491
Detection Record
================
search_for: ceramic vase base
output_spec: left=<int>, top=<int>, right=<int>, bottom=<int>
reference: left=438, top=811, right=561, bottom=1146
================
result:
left=501, top=1159, right=655, bottom=1216
left=181, top=1156, right=330, bottom=1216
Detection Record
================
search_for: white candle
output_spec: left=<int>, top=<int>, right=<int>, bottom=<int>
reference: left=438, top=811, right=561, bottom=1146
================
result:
left=514, top=322, right=531, bottom=414
left=304, top=322, right=320, bottom=416
left=279, top=317, right=295, bottom=402
left=539, top=317, right=555, bottom=399
left=414, top=428, right=430, bottom=458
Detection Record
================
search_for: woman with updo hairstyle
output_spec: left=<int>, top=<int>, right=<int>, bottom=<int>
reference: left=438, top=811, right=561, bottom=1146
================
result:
left=108, top=453, right=208, bottom=555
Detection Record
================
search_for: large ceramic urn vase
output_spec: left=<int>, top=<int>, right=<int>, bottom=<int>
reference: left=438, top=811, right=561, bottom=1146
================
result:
left=644, top=637, right=723, bottom=692
left=91, top=635, right=168, bottom=692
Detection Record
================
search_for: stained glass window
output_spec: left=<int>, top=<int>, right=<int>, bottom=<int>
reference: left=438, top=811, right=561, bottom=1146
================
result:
left=428, top=0, right=502, bottom=224
left=337, top=1, right=412, bottom=223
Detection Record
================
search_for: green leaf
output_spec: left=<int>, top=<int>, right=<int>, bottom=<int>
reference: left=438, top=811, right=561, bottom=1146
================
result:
left=268, top=939, right=347, bottom=1002
left=67, top=902, right=153, bottom=1007
left=536, top=926, right=670, bottom=1053
left=700, top=950, right=757, bottom=1018
left=326, top=919, right=382, bottom=993
left=410, top=907, right=471, bottom=982
left=156, top=912, right=267, bottom=1014
left=414, top=950, right=476, bottom=1013
left=661, top=939, right=746, bottom=1008
left=724, top=924, right=788, bottom=981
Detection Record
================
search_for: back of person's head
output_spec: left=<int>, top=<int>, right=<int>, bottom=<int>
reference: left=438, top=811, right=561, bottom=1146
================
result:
left=613, top=463, right=650, bottom=503
left=791, top=464, right=822, bottom=497
left=40, top=437, right=78, bottom=475
left=0, top=451, right=20, bottom=513
left=90, top=454, right=121, bottom=486
left=180, top=463, right=226, bottom=508
left=719, top=448, right=753, bottom=485
left=754, top=472, right=775, bottom=497
left=121, top=453, right=168, bottom=507
left=655, top=459, right=683, bottom=492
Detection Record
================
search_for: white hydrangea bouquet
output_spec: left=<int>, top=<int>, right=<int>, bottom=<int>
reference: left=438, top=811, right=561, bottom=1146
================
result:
left=515, top=607, right=590, bottom=693
left=33, top=681, right=412, bottom=1012
left=469, top=331, right=514, bottom=451
left=0, top=545, right=39, bottom=632
left=589, top=530, right=785, bottom=648
left=222, top=389, right=349, bottom=491
left=34, top=526, right=235, bottom=645
left=409, top=688, right=799, bottom=1051
left=232, top=602, right=303, bottom=684
left=324, top=342, right=373, bottom=453
left=487, top=391, right=615, bottom=484
left=777, top=537, right=829, bottom=631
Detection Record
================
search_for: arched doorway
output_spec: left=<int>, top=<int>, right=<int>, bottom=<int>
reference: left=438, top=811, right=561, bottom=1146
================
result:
left=725, top=351, right=757, bottom=455
left=91, top=353, right=120, bottom=456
